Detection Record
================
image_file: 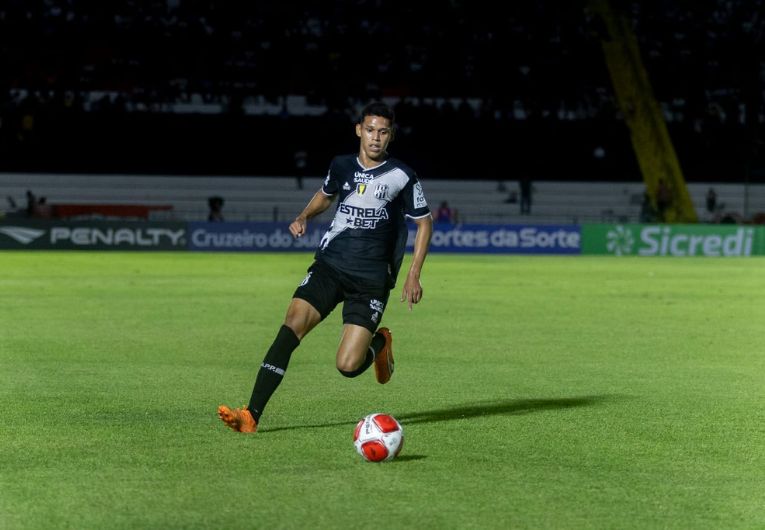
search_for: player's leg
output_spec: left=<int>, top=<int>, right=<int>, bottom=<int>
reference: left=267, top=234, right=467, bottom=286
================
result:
left=219, top=301, right=320, bottom=432
left=336, top=323, right=373, bottom=375
left=217, top=298, right=321, bottom=433
left=337, top=290, right=393, bottom=383
left=246, top=298, right=321, bottom=416
left=218, top=263, right=340, bottom=432
left=335, top=324, right=393, bottom=382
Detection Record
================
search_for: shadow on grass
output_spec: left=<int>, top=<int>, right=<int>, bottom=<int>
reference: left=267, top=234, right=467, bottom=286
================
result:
left=263, top=395, right=616, bottom=434
left=389, top=454, right=427, bottom=462
left=397, top=395, right=612, bottom=425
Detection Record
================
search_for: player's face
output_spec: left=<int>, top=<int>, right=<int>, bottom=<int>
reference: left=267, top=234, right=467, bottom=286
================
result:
left=356, top=115, right=393, bottom=164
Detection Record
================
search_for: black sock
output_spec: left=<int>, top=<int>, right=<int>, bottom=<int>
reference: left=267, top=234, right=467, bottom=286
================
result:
left=338, top=331, right=385, bottom=378
left=247, top=325, right=300, bottom=421
left=370, top=331, right=386, bottom=355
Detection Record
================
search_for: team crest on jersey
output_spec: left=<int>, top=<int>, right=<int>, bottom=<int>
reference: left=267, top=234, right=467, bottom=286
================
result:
left=374, top=184, right=388, bottom=200
left=356, top=183, right=367, bottom=195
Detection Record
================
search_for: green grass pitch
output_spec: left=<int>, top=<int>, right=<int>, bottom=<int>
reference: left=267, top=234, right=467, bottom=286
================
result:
left=1, top=251, right=764, bottom=529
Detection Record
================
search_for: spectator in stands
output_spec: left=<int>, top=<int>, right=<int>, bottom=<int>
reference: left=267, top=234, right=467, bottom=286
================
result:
left=435, top=201, right=455, bottom=224
left=293, top=149, right=309, bottom=190
left=640, top=191, right=657, bottom=222
left=32, top=196, right=52, bottom=219
left=656, top=179, right=672, bottom=221
left=720, top=212, right=742, bottom=224
left=520, top=178, right=533, bottom=215
left=217, top=101, right=433, bottom=434
left=706, top=187, right=717, bottom=214
left=3, top=0, right=765, bottom=183
left=208, top=196, right=225, bottom=222
left=25, top=190, right=36, bottom=217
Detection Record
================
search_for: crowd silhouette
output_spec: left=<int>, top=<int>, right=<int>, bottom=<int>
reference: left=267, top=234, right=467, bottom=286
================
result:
left=0, top=0, right=763, bottom=181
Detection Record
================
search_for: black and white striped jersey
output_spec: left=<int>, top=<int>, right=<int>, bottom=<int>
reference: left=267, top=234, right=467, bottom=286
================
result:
left=315, top=154, right=431, bottom=288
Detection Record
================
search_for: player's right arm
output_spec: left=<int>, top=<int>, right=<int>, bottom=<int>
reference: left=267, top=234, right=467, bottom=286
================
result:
left=290, top=189, right=335, bottom=238
left=291, top=158, right=340, bottom=238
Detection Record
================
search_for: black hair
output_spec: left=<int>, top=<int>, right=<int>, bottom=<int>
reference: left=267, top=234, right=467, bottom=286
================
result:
left=358, top=101, right=395, bottom=126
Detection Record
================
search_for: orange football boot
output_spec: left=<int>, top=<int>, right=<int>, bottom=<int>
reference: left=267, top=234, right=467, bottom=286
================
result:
left=374, top=327, right=394, bottom=384
left=217, top=405, right=258, bottom=433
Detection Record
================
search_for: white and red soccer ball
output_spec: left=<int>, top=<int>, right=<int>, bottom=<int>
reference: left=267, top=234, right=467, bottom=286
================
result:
left=353, top=413, right=404, bottom=462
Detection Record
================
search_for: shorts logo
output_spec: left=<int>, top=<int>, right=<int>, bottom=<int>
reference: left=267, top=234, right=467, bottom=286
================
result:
left=299, top=271, right=312, bottom=287
left=371, top=312, right=379, bottom=324
left=374, top=184, right=388, bottom=200
left=357, top=183, right=367, bottom=195
left=369, top=299, right=385, bottom=313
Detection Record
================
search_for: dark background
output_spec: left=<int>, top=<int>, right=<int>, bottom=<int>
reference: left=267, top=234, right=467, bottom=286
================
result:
left=1, top=0, right=764, bottom=182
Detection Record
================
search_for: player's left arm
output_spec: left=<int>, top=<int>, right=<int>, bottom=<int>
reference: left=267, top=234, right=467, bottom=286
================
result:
left=401, top=214, right=433, bottom=311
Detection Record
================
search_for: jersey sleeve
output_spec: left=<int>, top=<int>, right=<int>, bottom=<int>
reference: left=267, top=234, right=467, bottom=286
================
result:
left=321, top=158, right=340, bottom=196
left=401, top=174, right=431, bottom=218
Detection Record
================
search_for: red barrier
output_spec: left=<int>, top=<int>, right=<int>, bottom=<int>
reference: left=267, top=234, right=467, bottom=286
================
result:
left=51, top=204, right=173, bottom=219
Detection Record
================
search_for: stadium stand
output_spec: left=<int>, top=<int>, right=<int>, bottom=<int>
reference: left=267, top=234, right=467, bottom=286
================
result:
left=3, top=174, right=764, bottom=224
left=1, top=0, right=764, bottom=184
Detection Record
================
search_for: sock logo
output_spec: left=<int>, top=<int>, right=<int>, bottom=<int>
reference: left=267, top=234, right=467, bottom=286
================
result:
left=299, top=271, right=312, bottom=287
left=262, top=363, right=285, bottom=376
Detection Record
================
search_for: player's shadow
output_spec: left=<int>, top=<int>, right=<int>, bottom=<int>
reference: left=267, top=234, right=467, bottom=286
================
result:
left=263, top=395, right=615, bottom=433
left=395, top=395, right=612, bottom=425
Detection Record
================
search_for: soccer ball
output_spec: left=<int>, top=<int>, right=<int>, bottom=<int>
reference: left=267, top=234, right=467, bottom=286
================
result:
left=353, top=413, right=404, bottom=462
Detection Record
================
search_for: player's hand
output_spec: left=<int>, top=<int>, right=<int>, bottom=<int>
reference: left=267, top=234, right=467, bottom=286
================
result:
left=400, top=272, right=423, bottom=311
left=289, top=216, right=307, bottom=238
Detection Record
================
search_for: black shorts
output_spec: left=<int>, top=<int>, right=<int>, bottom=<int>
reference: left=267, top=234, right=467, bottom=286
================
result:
left=293, top=261, right=390, bottom=333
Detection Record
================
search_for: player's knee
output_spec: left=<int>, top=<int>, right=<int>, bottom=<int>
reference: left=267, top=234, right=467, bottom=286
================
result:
left=338, top=367, right=360, bottom=378
left=283, top=305, right=318, bottom=340
left=336, top=355, right=362, bottom=374
left=336, top=359, right=355, bottom=374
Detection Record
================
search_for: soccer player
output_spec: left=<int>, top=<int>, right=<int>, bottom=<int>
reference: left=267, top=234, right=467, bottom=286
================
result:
left=218, top=102, right=433, bottom=433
